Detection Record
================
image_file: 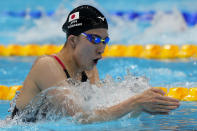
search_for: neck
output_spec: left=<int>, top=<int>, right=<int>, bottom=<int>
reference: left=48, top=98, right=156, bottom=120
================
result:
left=56, top=44, right=82, bottom=78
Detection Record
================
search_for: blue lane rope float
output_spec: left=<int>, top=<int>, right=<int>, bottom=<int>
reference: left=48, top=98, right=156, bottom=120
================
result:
left=113, top=11, right=155, bottom=21
left=182, top=11, right=197, bottom=26
left=0, top=10, right=55, bottom=18
left=1, top=10, right=197, bottom=26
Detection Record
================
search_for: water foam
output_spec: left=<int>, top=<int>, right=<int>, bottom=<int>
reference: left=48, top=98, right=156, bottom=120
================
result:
left=6, top=72, right=150, bottom=124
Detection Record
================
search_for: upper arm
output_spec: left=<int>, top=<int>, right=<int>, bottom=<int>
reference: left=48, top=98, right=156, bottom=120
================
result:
left=46, top=87, right=83, bottom=116
left=30, top=56, right=67, bottom=91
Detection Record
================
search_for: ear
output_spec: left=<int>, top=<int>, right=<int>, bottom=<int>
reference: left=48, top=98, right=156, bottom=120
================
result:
left=67, top=35, right=78, bottom=49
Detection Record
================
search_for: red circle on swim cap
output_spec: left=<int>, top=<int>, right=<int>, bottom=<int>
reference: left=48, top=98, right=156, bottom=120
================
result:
left=71, top=14, right=75, bottom=19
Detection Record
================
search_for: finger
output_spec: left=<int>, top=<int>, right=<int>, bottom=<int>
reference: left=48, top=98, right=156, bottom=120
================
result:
left=154, top=105, right=179, bottom=110
left=157, top=95, right=180, bottom=103
left=151, top=88, right=165, bottom=96
left=143, top=108, right=170, bottom=114
left=154, top=98, right=180, bottom=106
left=152, top=108, right=171, bottom=113
left=149, top=112, right=169, bottom=115
left=158, top=112, right=169, bottom=115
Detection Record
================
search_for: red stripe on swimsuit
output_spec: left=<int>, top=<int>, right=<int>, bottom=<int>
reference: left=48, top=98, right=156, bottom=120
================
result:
left=52, top=55, right=66, bottom=70
left=51, top=55, right=88, bottom=82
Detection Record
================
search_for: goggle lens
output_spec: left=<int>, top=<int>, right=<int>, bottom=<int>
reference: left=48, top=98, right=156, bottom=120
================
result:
left=82, top=33, right=110, bottom=45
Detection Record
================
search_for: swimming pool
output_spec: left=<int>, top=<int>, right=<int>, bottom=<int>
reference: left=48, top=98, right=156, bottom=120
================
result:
left=1, top=0, right=197, bottom=130
left=1, top=57, right=197, bottom=130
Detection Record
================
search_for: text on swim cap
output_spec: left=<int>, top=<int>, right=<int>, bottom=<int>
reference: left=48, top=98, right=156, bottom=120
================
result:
left=68, top=23, right=82, bottom=29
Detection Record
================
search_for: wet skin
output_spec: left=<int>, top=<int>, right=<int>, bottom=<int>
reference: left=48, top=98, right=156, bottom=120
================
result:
left=15, top=28, right=180, bottom=123
left=16, top=28, right=108, bottom=110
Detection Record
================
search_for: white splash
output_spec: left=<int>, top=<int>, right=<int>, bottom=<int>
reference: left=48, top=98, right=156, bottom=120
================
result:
left=6, top=73, right=150, bottom=124
left=14, top=0, right=102, bottom=44
left=15, top=5, right=69, bottom=44
left=12, top=0, right=197, bottom=45
left=149, top=8, right=187, bottom=33
left=129, top=9, right=193, bottom=44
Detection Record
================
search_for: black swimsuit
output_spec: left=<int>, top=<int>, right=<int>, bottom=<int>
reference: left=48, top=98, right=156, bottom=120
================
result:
left=11, top=55, right=88, bottom=121
left=52, top=55, right=88, bottom=82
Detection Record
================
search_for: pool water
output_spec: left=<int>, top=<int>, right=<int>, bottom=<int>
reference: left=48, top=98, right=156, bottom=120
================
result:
left=0, top=101, right=197, bottom=130
left=1, top=0, right=197, bottom=130
left=1, top=57, right=197, bottom=130
left=1, top=57, right=197, bottom=86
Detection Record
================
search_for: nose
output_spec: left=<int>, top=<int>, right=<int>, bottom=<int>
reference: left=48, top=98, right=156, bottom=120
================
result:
left=96, top=43, right=106, bottom=55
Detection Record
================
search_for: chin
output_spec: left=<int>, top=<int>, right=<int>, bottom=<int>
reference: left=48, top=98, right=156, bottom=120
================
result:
left=85, top=66, right=94, bottom=71
left=84, top=64, right=94, bottom=71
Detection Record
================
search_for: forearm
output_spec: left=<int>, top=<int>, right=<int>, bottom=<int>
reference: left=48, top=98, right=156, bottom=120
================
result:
left=47, top=86, right=142, bottom=123
left=79, top=95, right=142, bottom=123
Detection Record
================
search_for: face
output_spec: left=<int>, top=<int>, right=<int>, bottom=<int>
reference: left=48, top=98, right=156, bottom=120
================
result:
left=73, top=28, right=108, bottom=71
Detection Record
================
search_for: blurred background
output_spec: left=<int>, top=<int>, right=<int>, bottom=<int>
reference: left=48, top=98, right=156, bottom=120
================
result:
left=1, top=0, right=197, bottom=45
left=1, top=1, right=197, bottom=129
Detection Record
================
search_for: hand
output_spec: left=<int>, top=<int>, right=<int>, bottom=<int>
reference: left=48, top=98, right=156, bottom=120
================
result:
left=137, top=87, right=180, bottom=115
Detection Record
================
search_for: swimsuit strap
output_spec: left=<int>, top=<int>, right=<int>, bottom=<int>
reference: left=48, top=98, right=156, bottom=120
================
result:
left=81, top=71, right=88, bottom=82
left=51, top=55, right=88, bottom=81
left=52, top=55, right=70, bottom=78
left=52, top=55, right=66, bottom=70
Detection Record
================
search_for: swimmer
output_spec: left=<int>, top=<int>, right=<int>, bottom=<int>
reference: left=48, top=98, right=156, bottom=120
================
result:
left=12, top=5, right=180, bottom=123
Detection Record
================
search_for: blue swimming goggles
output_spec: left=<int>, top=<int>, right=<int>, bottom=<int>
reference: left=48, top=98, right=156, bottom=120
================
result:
left=81, top=32, right=110, bottom=45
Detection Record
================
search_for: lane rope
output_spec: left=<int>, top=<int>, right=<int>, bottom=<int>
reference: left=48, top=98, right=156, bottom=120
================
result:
left=0, top=44, right=197, bottom=59
left=0, top=10, right=197, bottom=26
left=0, top=85, right=197, bottom=101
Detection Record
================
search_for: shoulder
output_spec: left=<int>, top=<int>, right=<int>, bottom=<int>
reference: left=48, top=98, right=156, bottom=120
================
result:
left=33, top=55, right=56, bottom=67
left=30, top=55, right=67, bottom=90
left=29, top=55, right=53, bottom=76
left=31, top=55, right=63, bottom=72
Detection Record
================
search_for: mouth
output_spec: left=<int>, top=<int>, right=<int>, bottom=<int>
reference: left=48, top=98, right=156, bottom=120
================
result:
left=93, top=58, right=101, bottom=64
